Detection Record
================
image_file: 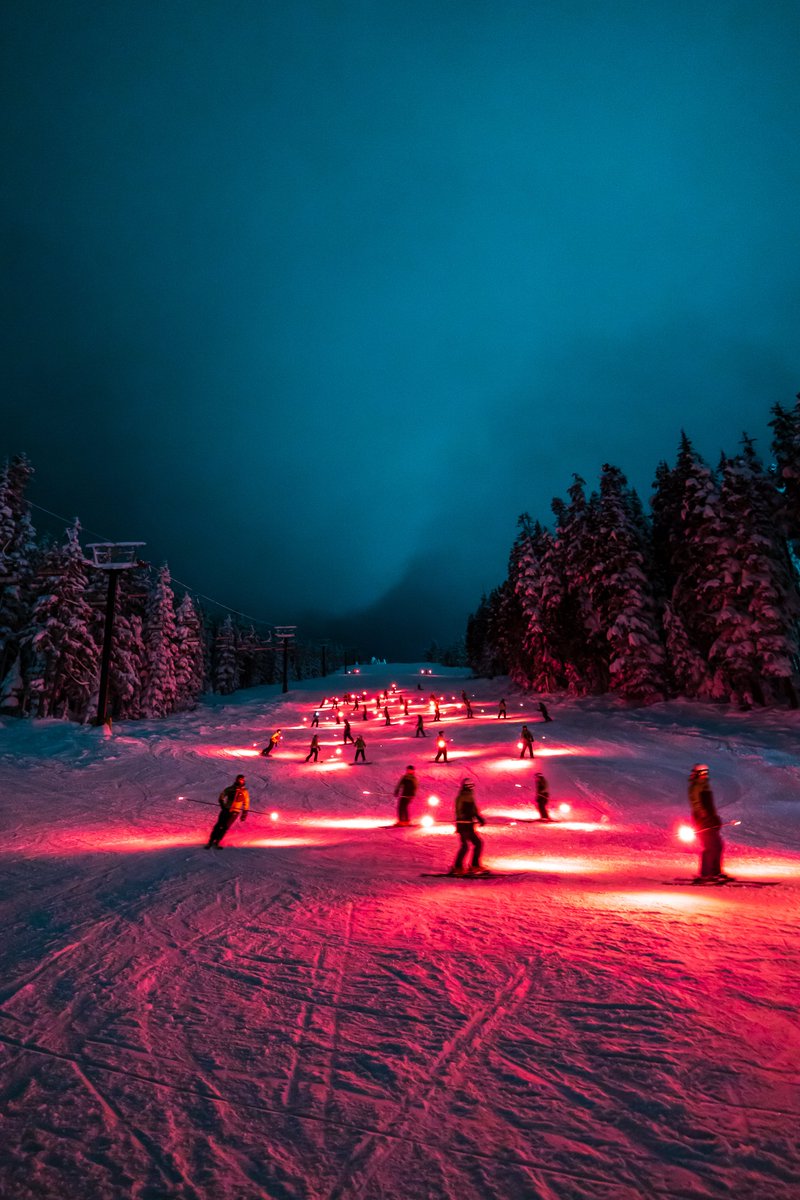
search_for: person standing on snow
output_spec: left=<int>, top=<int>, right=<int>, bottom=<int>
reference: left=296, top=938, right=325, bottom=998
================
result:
left=393, top=764, right=418, bottom=825
left=688, top=764, right=730, bottom=882
left=434, top=733, right=448, bottom=763
left=534, top=772, right=552, bottom=821
left=261, top=729, right=282, bottom=756
left=497, top=699, right=507, bottom=719
left=383, top=705, right=392, bottom=726
left=206, top=774, right=250, bottom=848
left=449, top=778, right=486, bottom=875
left=519, top=724, right=535, bottom=759
left=538, top=701, right=552, bottom=722
left=354, top=734, right=367, bottom=763
left=342, top=718, right=355, bottom=745
left=415, top=713, right=426, bottom=738
left=311, top=710, right=320, bottom=727
left=305, top=734, right=320, bottom=763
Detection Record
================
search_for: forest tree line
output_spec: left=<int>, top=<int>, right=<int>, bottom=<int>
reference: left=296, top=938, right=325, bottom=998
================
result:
left=465, top=394, right=800, bottom=708
left=0, top=456, right=343, bottom=721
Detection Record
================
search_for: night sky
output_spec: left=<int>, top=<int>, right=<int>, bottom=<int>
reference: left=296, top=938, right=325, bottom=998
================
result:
left=3, top=2, right=799, bottom=659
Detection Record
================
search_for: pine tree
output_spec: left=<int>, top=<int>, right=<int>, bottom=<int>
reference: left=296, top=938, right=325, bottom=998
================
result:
left=553, top=477, right=608, bottom=694
left=141, top=565, right=178, bottom=717
left=174, top=593, right=206, bottom=709
left=0, top=455, right=38, bottom=697
left=212, top=614, right=239, bottom=694
left=768, top=394, right=800, bottom=542
left=25, top=521, right=100, bottom=719
left=592, top=464, right=666, bottom=703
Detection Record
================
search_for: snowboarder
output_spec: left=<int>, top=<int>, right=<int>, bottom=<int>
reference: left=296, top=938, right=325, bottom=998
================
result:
left=497, top=699, right=507, bottom=719
left=519, top=724, right=534, bottom=759
left=206, top=774, right=250, bottom=848
left=449, top=779, right=486, bottom=875
left=342, top=718, right=354, bottom=745
left=434, top=733, right=448, bottom=763
left=310, top=710, right=320, bottom=727
left=415, top=714, right=426, bottom=738
left=261, top=728, right=282, bottom=756
left=393, top=764, right=418, bottom=826
left=305, top=734, right=320, bottom=763
left=688, top=764, right=730, bottom=882
left=534, top=772, right=551, bottom=821
left=354, top=734, right=367, bottom=763
left=538, top=701, right=552, bottom=723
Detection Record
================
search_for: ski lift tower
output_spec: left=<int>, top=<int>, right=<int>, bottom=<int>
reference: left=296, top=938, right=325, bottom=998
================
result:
left=85, top=542, right=146, bottom=726
left=275, top=625, right=297, bottom=694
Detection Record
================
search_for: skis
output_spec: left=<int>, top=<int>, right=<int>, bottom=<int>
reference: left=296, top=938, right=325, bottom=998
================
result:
left=420, top=871, right=507, bottom=879
left=664, top=878, right=779, bottom=888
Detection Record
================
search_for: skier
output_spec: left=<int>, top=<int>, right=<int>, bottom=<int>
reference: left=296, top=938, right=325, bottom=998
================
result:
left=206, top=774, right=250, bottom=848
left=449, top=779, right=486, bottom=876
left=384, top=705, right=391, bottom=726
left=519, top=724, right=535, bottom=759
left=311, top=710, right=320, bottom=727
left=342, top=718, right=355, bottom=745
left=362, top=704, right=369, bottom=720
left=354, top=734, right=367, bottom=763
left=534, top=772, right=551, bottom=821
left=305, top=734, right=320, bottom=763
left=538, top=701, right=552, bottom=723
left=433, top=700, right=441, bottom=722
left=261, top=728, right=282, bottom=756
left=434, top=733, right=448, bottom=763
left=403, top=698, right=409, bottom=716
left=497, top=699, right=507, bottom=719
left=415, top=714, right=426, bottom=738
left=393, top=764, right=418, bottom=826
left=461, top=690, right=473, bottom=718
left=688, top=764, right=730, bottom=882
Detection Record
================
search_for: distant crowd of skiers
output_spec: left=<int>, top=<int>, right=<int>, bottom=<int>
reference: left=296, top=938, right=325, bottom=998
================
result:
left=206, top=685, right=728, bottom=883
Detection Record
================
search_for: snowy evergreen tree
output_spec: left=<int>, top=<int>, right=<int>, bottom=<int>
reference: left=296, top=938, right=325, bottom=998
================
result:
left=24, top=521, right=100, bottom=719
left=174, top=593, right=206, bottom=709
left=553, top=477, right=608, bottom=694
left=706, top=439, right=799, bottom=705
left=212, top=614, right=239, bottom=694
left=769, top=394, right=800, bottom=542
left=591, top=465, right=666, bottom=703
left=0, top=454, right=38, bottom=699
left=141, top=565, right=178, bottom=718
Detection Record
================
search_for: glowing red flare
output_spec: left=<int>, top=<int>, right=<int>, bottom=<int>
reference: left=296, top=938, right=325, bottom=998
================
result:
left=678, top=823, right=696, bottom=843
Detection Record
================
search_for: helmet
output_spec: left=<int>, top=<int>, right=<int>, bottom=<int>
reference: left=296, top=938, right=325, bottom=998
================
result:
left=407, top=764, right=415, bottom=771
left=461, top=778, right=473, bottom=790
left=235, top=775, right=246, bottom=785
left=691, top=763, right=709, bottom=776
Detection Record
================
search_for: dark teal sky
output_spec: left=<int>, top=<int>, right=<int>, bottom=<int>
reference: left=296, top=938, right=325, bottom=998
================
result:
left=2, top=1, right=799, bottom=657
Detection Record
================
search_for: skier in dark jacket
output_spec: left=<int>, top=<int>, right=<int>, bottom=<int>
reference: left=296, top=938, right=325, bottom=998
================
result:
left=415, top=714, right=426, bottom=738
left=534, top=772, right=551, bottom=821
left=688, top=764, right=730, bottom=882
left=305, top=734, right=320, bottom=763
left=449, top=779, right=486, bottom=875
left=342, top=718, right=354, bottom=745
left=206, top=775, right=250, bottom=848
left=434, top=733, right=448, bottom=762
left=311, top=710, right=320, bottom=727
left=261, top=728, right=282, bottom=756
left=497, top=699, right=507, bottom=719
left=393, top=765, right=418, bottom=825
left=354, top=734, right=367, bottom=763
left=519, top=724, right=534, bottom=759
left=538, top=701, right=552, bottom=722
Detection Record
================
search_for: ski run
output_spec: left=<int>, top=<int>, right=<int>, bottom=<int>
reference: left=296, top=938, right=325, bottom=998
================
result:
left=1, top=662, right=799, bottom=1200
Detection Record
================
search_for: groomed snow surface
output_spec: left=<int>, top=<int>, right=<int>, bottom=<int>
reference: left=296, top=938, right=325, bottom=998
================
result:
left=1, top=664, right=799, bottom=1200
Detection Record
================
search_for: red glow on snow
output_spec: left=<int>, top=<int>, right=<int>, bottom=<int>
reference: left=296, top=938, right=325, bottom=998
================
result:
left=318, top=761, right=348, bottom=771
left=558, top=802, right=571, bottom=815
left=246, top=837, right=319, bottom=848
left=491, top=855, right=606, bottom=874
left=420, top=814, right=435, bottom=828
left=270, top=811, right=279, bottom=821
left=485, top=759, right=535, bottom=772
left=677, top=823, right=696, bottom=844
left=427, top=795, right=440, bottom=807
left=196, top=746, right=261, bottom=759
left=304, top=817, right=389, bottom=830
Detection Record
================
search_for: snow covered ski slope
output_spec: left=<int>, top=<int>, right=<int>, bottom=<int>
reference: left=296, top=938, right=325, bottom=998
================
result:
left=1, top=664, right=799, bottom=1199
